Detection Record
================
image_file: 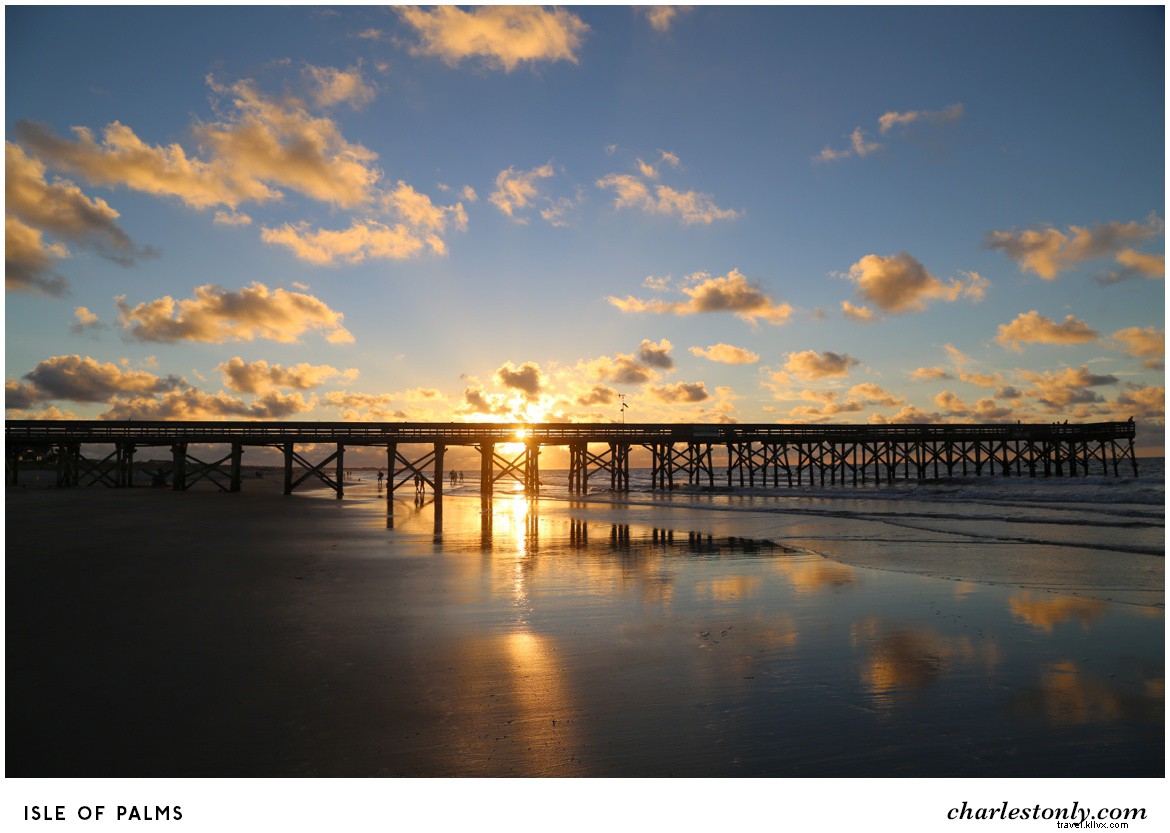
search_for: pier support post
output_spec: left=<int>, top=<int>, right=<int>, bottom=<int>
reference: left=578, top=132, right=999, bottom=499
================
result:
left=119, top=443, right=136, bottom=487
left=336, top=443, right=345, bottom=499
left=171, top=442, right=187, bottom=491
left=283, top=442, right=294, bottom=495
left=434, top=443, right=445, bottom=501
left=524, top=441, right=540, bottom=495
left=229, top=442, right=242, bottom=492
left=480, top=442, right=493, bottom=499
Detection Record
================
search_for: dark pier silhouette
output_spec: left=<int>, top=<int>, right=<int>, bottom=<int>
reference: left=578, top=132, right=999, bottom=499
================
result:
left=5, top=420, right=1139, bottom=505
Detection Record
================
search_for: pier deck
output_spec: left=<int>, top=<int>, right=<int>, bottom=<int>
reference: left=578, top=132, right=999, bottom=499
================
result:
left=5, top=419, right=1138, bottom=500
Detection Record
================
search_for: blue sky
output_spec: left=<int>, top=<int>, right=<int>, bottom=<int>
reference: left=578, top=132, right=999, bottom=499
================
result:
left=4, top=6, right=1165, bottom=448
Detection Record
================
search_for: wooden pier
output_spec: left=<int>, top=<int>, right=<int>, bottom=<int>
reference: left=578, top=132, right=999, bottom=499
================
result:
left=5, top=420, right=1139, bottom=504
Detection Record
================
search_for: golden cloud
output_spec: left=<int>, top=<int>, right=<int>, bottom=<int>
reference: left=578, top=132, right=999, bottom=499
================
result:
left=845, top=252, right=988, bottom=313
left=689, top=343, right=760, bottom=365
left=608, top=269, right=791, bottom=326
left=398, top=6, right=589, bottom=71
left=995, top=311, right=1099, bottom=351
left=116, top=282, right=354, bottom=344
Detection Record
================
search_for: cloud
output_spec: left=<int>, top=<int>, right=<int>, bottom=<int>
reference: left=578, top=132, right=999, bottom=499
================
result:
left=16, top=74, right=380, bottom=211
left=933, top=391, right=1014, bottom=421
left=815, top=126, right=883, bottom=163
left=641, top=7, right=692, bottom=32
left=323, top=390, right=406, bottom=421
left=218, top=357, right=357, bottom=394
left=995, top=310, right=1099, bottom=351
left=1098, top=249, right=1165, bottom=285
left=636, top=338, right=674, bottom=369
left=6, top=142, right=153, bottom=267
left=261, top=219, right=440, bottom=263
left=116, top=282, right=354, bottom=344
left=8, top=354, right=183, bottom=405
left=6, top=404, right=79, bottom=420
left=878, top=103, right=964, bottom=134
left=5, top=215, right=69, bottom=296
left=870, top=405, right=941, bottom=425
left=1112, top=326, right=1164, bottom=369
left=581, top=353, right=658, bottom=386
left=596, top=173, right=740, bottom=224
left=840, top=300, right=876, bottom=322
left=848, top=382, right=905, bottom=408
left=608, top=269, right=792, bottom=326
left=647, top=381, right=710, bottom=404
left=103, top=388, right=315, bottom=420
left=911, top=366, right=953, bottom=381
left=574, top=383, right=619, bottom=406
left=490, top=164, right=554, bottom=221
left=303, top=64, right=376, bottom=109
left=397, top=6, right=589, bottom=71
left=213, top=210, right=252, bottom=226
left=986, top=214, right=1164, bottom=280
left=70, top=306, right=103, bottom=335
left=844, top=253, right=988, bottom=313
left=1018, top=366, right=1118, bottom=409
left=818, top=104, right=963, bottom=163
left=382, top=180, right=467, bottom=232
left=1114, top=384, right=1164, bottom=420
left=957, top=367, right=1005, bottom=388
left=783, top=350, right=860, bottom=381
left=494, top=361, right=544, bottom=400
left=689, top=343, right=760, bottom=365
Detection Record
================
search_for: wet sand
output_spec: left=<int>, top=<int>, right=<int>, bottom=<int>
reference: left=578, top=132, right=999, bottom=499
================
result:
left=5, top=480, right=1164, bottom=777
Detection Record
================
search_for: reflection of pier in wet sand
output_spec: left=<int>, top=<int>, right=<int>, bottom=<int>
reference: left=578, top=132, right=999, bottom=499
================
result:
left=6, top=420, right=1140, bottom=508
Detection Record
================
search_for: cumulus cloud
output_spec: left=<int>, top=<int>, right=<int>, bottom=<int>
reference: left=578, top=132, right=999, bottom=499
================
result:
left=878, top=103, right=964, bottom=134
left=581, top=353, right=658, bottom=386
left=596, top=173, right=740, bottom=224
left=303, top=64, right=376, bottom=109
left=783, top=350, right=860, bottom=381
left=848, top=382, right=905, bottom=408
left=489, top=164, right=554, bottom=221
left=494, top=361, right=545, bottom=400
left=6, top=142, right=154, bottom=269
left=608, top=269, right=792, bottom=326
left=1114, top=384, right=1164, bottom=420
left=70, top=306, right=103, bottom=335
left=5, top=215, right=70, bottom=296
left=7, top=354, right=183, bottom=405
left=323, top=390, right=406, bottom=421
left=995, top=310, right=1099, bottom=351
left=1018, top=366, right=1118, bottom=410
left=911, top=366, right=953, bottom=382
left=870, top=405, right=941, bottom=425
left=844, top=252, right=988, bottom=313
left=689, top=343, right=760, bottom=365
left=261, top=219, right=439, bottom=263
left=103, top=388, right=315, bottom=420
left=636, top=338, right=674, bottom=369
left=840, top=300, right=875, bottom=322
left=218, top=357, right=358, bottom=394
left=647, top=381, right=710, bottom=404
left=933, top=391, right=1014, bottom=421
left=574, top=383, right=619, bottom=406
left=116, top=282, right=353, bottom=344
left=397, top=6, right=589, bottom=71
left=986, top=214, right=1164, bottom=280
left=16, top=74, right=380, bottom=211
left=641, top=7, right=692, bottom=32
left=1098, top=249, right=1165, bottom=285
left=1112, top=326, right=1164, bottom=369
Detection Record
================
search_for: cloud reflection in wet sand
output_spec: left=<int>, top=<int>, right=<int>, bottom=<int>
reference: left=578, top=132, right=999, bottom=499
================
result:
left=851, top=618, right=1001, bottom=703
left=1008, top=592, right=1108, bottom=633
left=1012, top=661, right=1164, bottom=727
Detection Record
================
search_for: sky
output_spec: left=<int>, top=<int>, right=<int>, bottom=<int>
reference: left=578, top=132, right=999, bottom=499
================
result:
left=4, top=6, right=1166, bottom=455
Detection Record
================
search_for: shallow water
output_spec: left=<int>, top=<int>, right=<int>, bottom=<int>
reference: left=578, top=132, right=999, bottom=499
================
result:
left=324, top=485, right=1164, bottom=776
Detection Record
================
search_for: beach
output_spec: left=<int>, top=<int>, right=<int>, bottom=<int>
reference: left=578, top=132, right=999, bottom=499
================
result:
left=5, top=468, right=1164, bottom=777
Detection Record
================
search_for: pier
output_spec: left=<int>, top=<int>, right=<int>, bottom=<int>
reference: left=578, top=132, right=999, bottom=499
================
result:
left=5, top=420, right=1139, bottom=502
